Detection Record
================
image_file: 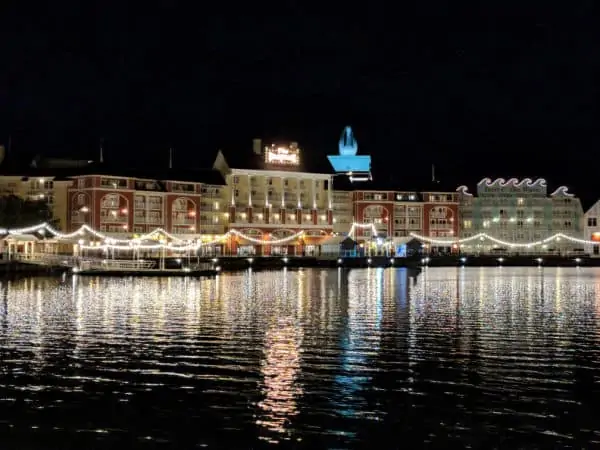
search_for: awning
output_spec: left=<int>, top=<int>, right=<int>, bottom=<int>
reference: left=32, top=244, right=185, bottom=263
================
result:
left=2, top=234, right=39, bottom=242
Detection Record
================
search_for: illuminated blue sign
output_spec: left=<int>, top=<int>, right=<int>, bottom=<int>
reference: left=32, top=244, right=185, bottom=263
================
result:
left=328, top=126, right=371, bottom=178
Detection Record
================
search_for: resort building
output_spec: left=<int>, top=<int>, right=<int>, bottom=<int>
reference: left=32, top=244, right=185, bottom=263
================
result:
left=0, top=174, right=72, bottom=231
left=332, top=178, right=460, bottom=254
left=213, top=139, right=334, bottom=255
left=67, top=168, right=227, bottom=240
left=457, top=178, right=584, bottom=254
left=331, top=190, right=353, bottom=235
left=583, top=200, right=600, bottom=257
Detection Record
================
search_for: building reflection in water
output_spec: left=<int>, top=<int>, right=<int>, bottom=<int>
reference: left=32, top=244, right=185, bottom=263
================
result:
left=256, top=318, right=302, bottom=444
left=333, top=267, right=384, bottom=420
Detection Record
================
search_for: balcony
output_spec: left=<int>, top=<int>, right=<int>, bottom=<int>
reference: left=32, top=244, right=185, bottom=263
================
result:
left=100, top=215, right=128, bottom=223
left=134, top=214, right=163, bottom=224
left=71, top=212, right=86, bottom=223
left=172, top=217, right=195, bottom=225
left=100, top=178, right=127, bottom=189
left=172, top=184, right=195, bottom=193
left=135, top=180, right=165, bottom=192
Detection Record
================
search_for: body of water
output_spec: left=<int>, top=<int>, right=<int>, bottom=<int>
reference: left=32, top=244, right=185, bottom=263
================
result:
left=1, top=267, right=600, bottom=448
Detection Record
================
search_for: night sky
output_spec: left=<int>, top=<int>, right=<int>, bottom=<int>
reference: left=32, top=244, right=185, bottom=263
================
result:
left=0, top=3, right=598, bottom=204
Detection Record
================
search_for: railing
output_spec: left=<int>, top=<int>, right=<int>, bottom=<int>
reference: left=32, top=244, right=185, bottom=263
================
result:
left=172, top=218, right=195, bottom=225
left=100, top=215, right=128, bottom=223
left=13, top=253, right=85, bottom=267
left=77, top=259, right=156, bottom=271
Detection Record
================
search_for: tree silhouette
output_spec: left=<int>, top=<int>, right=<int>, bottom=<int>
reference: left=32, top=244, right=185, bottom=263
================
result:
left=0, top=195, right=54, bottom=230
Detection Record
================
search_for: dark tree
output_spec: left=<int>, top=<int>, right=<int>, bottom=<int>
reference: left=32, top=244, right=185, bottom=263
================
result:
left=0, top=195, right=54, bottom=230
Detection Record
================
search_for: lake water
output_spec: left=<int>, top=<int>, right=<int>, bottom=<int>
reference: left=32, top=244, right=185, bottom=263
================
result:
left=1, top=267, right=600, bottom=448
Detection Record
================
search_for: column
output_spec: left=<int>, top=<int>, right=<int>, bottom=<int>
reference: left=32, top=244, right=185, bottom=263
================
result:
left=296, top=177, right=302, bottom=226
left=247, top=175, right=252, bottom=224
left=279, top=177, right=285, bottom=224
left=328, top=176, right=333, bottom=209
left=265, top=176, right=270, bottom=207
left=311, top=179, right=317, bottom=225
left=248, top=175, right=253, bottom=207
left=296, top=177, right=301, bottom=209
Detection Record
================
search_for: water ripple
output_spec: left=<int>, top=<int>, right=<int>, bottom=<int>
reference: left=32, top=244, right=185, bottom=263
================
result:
left=1, top=267, right=600, bottom=447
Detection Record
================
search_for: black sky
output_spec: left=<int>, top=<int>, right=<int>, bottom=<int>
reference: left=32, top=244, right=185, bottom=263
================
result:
left=0, top=3, right=598, bottom=203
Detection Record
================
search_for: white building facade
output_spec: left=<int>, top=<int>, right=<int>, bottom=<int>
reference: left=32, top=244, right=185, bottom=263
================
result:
left=584, top=200, right=600, bottom=256
left=458, top=178, right=584, bottom=254
left=213, top=141, right=334, bottom=256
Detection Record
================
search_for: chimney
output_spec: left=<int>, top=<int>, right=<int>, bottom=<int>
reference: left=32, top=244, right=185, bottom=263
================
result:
left=169, top=148, right=173, bottom=169
left=99, top=139, right=104, bottom=163
left=252, top=138, right=262, bottom=155
left=432, top=164, right=436, bottom=183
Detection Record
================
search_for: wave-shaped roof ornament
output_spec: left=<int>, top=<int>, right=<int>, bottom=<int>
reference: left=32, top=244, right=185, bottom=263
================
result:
left=550, top=186, right=575, bottom=197
left=477, top=178, right=547, bottom=188
left=328, top=126, right=371, bottom=182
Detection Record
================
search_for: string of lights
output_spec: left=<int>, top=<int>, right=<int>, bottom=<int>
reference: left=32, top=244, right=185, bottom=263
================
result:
left=348, top=222, right=378, bottom=238
left=409, top=232, right=597, bottom=247
left=3, top=221, right=598, bottom=249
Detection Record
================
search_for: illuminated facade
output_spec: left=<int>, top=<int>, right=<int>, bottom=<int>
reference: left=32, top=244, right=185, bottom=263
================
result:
left=341, top=188, right=459, bottom=253
left=0, top=175, right=71, bottom=230
left=457, top=178, right=584, bottom=254
left=583, top=200, right=600, bottom=256
left=67, top=173, right=227, bottom=239
left=332, top=190, right=353, bottom=234
left=214, top=139, right=333, bottom=256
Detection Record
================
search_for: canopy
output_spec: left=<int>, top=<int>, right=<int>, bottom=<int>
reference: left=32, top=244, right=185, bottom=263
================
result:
left=2, top=234, right=39, bottom=242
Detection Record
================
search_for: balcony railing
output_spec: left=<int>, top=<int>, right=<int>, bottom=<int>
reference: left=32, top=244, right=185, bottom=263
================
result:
left=71, top=212, right=87, bottom=223
left=172, top=218, right=195, bottom=225
left=134, top=217, right=164, bottom=225
left=100, top=215, right=128, bottom=223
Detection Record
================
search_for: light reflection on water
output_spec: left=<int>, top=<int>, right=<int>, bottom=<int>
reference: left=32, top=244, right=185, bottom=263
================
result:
left=0, top=267, right=600, bottom=447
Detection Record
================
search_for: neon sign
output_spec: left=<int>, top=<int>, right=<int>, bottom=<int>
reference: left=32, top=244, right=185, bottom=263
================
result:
left=264, top=145, right=300, bottom=166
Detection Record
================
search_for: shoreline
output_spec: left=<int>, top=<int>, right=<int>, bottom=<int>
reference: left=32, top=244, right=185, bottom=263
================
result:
left=1, top=254, right=598, bottom=278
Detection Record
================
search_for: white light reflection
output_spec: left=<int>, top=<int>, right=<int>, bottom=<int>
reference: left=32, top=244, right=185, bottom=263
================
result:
left=256, top=319, right=302, bottom=443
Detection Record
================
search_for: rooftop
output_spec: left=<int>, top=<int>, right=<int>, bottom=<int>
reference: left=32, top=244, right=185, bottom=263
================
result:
left=216, top=140, right=333, bottom=174
left=0, top=158, right=226, bottom=185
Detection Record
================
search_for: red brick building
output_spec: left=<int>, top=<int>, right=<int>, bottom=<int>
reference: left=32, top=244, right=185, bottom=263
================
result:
left=335, top=181, right=460, bottom=253
left=67, top=169, right=227, bottom=239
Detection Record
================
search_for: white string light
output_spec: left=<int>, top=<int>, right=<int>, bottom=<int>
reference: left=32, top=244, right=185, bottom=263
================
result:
left=348, top=222, right=378, bottom=238
left=409, top=232, right=595, bottom=247
left=229, top=229, right=305, bottom=245
left=7, top=220, right=595, bottom=249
